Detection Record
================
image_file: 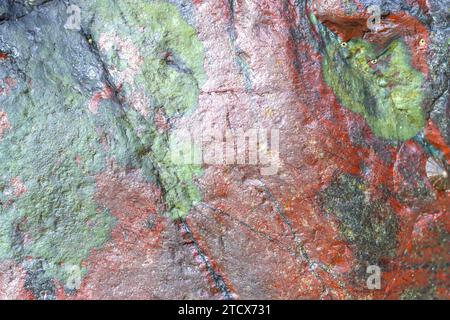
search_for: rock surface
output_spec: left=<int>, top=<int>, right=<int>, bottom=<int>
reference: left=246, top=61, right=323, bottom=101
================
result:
left=0, top=0, right=448, bottom=299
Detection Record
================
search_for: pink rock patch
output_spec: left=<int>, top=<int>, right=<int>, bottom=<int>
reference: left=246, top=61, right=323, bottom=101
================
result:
left=0, top=110, right=11, bottom=139
left=0, top=261, right=30, bottom=300
left=10, top=177, right=27, bottom=197
left=56, top=164, right=215, bottom=299
left=88, top=86, right=114, bottom=114
left=97, top=32, right=150, bottom=118
left=0, top=77, right=17, bottom=96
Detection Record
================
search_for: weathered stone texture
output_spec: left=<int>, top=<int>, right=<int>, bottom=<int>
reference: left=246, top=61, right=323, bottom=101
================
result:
left=0, top=0, right=448, bottom=299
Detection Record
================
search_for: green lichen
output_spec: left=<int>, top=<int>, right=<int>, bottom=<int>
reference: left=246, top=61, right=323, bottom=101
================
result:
left=0, top=0, right=206, bottom=295
left=0, top=20, right=114, bottom=284
left=85, top=0, right=206, bottom=219
left=87, top=0, right=206, bottom=116
left=321, top=28, right=425, bottom=141
left=320, top=174, right=399, bottom=263
left=152, top=133, right=203, bottom=219
left=400, top=286, right=437, bottom=300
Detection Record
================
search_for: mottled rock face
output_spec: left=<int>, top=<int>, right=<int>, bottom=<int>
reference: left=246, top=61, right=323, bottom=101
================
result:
left=0, top=0, right=448, bottom=300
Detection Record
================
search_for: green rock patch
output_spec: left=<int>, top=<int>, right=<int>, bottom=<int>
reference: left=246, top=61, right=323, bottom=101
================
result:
left=320, top=174, right=399, bottom=264
left=321, top=27, right=425, bottom=141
